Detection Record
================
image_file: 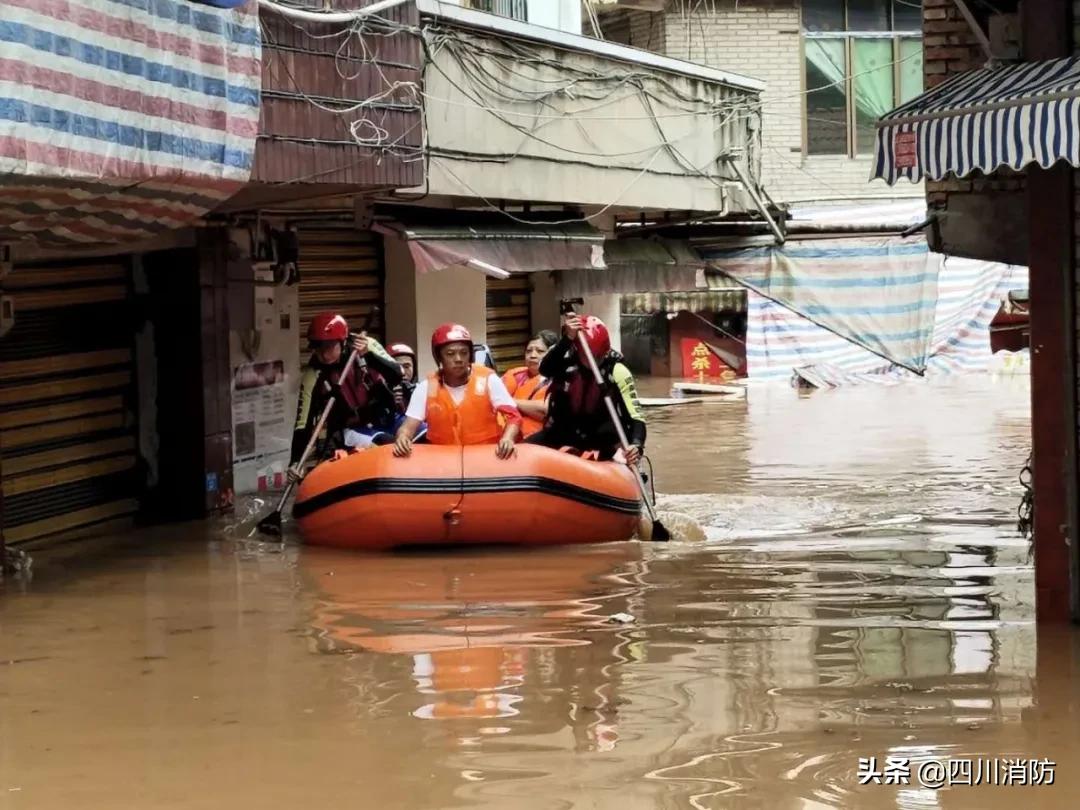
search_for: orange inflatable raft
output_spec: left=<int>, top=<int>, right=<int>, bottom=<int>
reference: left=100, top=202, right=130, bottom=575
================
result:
left=293, top=444, right=642, bottom=550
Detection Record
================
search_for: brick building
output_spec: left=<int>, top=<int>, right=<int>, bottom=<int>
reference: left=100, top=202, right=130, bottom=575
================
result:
left=598, top=0, right=925, bottom=207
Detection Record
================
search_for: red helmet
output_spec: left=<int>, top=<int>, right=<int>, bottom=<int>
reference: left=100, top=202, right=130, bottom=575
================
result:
left=388, top=343, right=415, bottom=359
left=575, top=315, right=611, bottom=359
left=431, top=323, right=473, bottom=362
left=308, top=312, right=348, bottom=343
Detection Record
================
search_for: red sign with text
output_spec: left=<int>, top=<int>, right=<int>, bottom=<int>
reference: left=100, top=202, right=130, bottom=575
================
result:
left=894, top=131, right=917, bottom=169
left=680, top=339, right=737, bottom=382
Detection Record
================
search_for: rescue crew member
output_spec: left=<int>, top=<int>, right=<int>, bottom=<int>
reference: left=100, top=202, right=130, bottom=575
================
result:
left=387, top=342, right=427, bottom=442
left=526, top=314, right=645, bottom=465
left=393, top=323, right=520, bottom=459
left=388, top=342, right=418, bottom=412
left=501, top=330, right=558, bottom=439
left=288, top=312, right=403, bottom=479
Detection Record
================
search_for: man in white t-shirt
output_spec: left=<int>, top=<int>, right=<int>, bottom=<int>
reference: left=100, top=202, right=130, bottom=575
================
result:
left=394, top=323, right=521, bottom=459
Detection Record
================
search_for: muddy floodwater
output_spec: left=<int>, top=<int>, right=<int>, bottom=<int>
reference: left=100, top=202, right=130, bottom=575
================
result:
left=4, top=375, right=1076, bottom=809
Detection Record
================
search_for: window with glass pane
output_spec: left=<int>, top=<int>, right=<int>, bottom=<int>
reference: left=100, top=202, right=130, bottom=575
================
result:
left=802, top=2, right=923, bottom=156
left=806, top=39, right=849, bottom=155
left=803, top=0, right=845, bottom=31
left=852, top=39, right=894, bottom=154
left=848, top=0, right=890, bottom=31
left=892, top=0, right=923, bottom=31
left=468, top=0, right=527, bottom=20
left=898, top=38, right=923, bottom=102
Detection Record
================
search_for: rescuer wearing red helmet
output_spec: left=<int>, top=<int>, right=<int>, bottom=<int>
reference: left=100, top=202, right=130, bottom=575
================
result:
left=393, top=323, right=521, bottom=459
left=526, top=313, right=646, bottom=465
left=287, top=311, right=404, bottom=482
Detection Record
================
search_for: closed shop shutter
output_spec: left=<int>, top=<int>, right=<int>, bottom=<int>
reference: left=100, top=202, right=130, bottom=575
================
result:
left=298, top=228, right=384, bottom=359
left=0, top=259, right=138, bottom=546
left=485, top=276, right=532, bottom=370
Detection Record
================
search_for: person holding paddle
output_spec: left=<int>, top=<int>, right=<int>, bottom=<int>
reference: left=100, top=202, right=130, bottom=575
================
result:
left=529, top=302, right=670, bottom=542
left=287, top=312, right=403, bottom=482
left=527, top=313, right=646, bottom=465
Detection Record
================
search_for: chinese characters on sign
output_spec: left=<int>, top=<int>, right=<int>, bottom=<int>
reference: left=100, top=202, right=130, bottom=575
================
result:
left=679, top=338, right=737, bottom=383
left=690, top=342, right=712, bottom=382
left=857, top=756, right=1055, bottom=788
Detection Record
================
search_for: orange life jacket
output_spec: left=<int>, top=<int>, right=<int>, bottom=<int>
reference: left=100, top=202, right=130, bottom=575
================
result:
left=502, top=366, right=549, bottom=438
left=425, top=365, right=502, bottom=445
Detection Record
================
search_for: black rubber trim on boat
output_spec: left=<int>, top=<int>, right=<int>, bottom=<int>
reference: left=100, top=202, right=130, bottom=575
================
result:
left=293, top=475, right=642, bottom=520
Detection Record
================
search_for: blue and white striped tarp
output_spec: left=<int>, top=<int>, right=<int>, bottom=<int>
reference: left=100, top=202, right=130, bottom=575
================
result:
left=705, top=237, right=939, bottom=374
left=873, top=55, right=1080, bottom=184
left=733, top=253, right=1026, bottom=385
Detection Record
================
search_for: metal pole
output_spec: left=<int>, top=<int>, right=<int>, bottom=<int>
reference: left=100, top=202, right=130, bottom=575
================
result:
left=725, top=158, right=786, bottom=245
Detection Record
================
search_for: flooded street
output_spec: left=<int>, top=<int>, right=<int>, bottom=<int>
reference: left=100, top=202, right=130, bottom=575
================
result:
left=3, top=376, right=1074, bottom=809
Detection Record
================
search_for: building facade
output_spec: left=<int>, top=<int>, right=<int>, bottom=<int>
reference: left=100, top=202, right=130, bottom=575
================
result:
left=598, top=0, right=926, bottom=207
left=0, top=0, right=768, bottom=558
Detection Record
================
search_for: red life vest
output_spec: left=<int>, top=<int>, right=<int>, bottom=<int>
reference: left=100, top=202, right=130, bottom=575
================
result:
left=425, top=365, right=502, bottom=445
left=565, top=371, right=603, bottom=416
left=337, top=366, right=384, bottom=412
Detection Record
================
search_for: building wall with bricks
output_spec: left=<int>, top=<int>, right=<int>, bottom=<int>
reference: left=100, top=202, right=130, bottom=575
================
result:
left=917, top=0, right=1027, bottom=263
left=923, top=0, right=1023, bottom=209
left=603, top=1, right=923, bottom=207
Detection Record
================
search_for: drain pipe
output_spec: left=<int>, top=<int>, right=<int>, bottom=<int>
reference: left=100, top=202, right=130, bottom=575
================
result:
left=258, top=0, right=410, bottom=24
left=723, top=158, right=786, bottom=245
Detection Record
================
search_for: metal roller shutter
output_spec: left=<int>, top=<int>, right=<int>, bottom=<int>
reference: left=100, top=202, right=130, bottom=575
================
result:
left=298, top=228, right=384, bottom=357
left=485, top=276, right=532, bottom=371
left=0, top=259, right=138, bottom=546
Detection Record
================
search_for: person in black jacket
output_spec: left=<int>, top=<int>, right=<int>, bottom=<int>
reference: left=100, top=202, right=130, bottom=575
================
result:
left=288, top=312, right=403, bottom=481
left=527, top=313, right=646, bottom=464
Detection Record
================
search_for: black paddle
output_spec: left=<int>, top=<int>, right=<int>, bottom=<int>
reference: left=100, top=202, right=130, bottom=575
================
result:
left=256, top=307, right=380, bottom=539
left=561, top=300, right=671, bottom=542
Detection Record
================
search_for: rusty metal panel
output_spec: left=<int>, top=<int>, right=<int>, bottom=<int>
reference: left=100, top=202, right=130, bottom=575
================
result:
left=297, top=228, right=386, bottom=360
left=0, top=255, right=139, bottom=547
left=486, top=276, right=532, bottom=369
left=256, top=2, right=424, bottom=189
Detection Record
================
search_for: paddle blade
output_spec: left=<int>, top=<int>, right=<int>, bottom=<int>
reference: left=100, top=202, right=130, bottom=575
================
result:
left=257, top=510, right=284, bottom=539
left=651, top=520, right=671, bottom=542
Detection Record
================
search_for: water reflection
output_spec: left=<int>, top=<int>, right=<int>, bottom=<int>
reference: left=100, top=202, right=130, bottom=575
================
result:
left=302, top=544, right=641, bottom=752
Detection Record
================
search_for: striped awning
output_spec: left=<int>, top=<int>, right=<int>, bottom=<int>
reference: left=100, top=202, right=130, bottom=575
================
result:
left=873, top=56, right=1080, bottom=185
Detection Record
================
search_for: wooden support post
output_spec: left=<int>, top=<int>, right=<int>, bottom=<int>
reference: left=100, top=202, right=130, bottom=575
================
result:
left=1025, top=0, right=1078, bottom=622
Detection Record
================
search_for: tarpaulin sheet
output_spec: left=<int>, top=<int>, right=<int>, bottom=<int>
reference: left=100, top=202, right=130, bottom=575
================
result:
left=743, top=255, right=1026, bottom=385
left=561, top=238, right=704, bottom=295
left=705, top=236, right=939, bottom=374
left=0, top=0, right=261, bottom=246
left=375, top=222, right=605, bottom=275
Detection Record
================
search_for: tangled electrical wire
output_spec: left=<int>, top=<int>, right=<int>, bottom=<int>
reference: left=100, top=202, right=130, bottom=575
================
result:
left=259, top=8, right=765, bottom=196
left=258, top=3, right=923, bottom=220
